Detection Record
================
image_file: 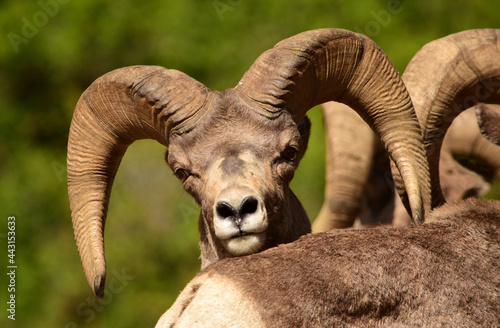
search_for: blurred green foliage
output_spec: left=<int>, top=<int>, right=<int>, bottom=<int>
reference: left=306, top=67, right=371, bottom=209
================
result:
left=0, top=0, right=499, bottom=327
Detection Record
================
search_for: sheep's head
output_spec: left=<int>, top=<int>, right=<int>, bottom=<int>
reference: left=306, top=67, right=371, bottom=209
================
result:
left=165, top=90, right=311, bottom=260
left=68, top=28, right=431, bottom=297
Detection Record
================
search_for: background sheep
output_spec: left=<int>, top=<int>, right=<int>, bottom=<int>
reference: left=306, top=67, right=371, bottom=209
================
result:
left=316, top=102, right=500, bottom=229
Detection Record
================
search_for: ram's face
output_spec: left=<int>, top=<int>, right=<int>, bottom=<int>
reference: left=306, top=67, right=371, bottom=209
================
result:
left=166, top=94, right=310, bottom=257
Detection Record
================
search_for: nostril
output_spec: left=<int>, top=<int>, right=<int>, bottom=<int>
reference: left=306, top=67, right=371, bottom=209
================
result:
left=216, top=202, right=237, bottom=219
left=239, top=196, right=259, bottom=216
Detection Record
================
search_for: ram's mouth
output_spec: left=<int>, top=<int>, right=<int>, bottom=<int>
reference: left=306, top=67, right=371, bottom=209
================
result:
left=231, top=231, right=251, bottom=238
left=222, top=231, right=266, bottom=256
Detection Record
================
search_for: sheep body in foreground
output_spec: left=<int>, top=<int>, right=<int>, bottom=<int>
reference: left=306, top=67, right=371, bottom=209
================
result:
left=157, top=198, right=500, bottom=327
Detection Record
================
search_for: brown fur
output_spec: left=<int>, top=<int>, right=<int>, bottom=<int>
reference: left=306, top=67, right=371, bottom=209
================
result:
left=157, top=198, right=500, bottom=327
left=476, top=103, right=500, bottom=146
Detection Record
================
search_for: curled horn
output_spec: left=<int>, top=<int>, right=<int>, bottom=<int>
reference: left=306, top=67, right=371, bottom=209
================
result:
left=402, top=29, right=500, bottom=208
left=237, top=28, right=431, bottom=223
left=313, top=102, right=377, bottom=230
left=68, top=66, right=209, bottom=297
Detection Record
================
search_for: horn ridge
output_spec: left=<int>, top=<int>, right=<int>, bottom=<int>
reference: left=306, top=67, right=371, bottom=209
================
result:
left=233, top=87, right=285, bottom=119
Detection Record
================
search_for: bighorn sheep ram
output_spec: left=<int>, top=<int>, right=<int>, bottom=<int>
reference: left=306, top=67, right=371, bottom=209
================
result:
left=156, top=197, right=500, bottom=327
left=313, top=28, right=500, bottom=231
left=68, top=28, right=431, bottom=297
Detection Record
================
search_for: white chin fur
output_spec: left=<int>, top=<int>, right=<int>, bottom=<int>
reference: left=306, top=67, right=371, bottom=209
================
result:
left=223, top=233, right=266, bottom=256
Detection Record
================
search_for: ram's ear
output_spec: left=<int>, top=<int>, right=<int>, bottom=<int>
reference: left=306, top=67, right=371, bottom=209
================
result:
left=476, top=104, right=500, bottom=146
left=296, top=116, right=311, bottom=163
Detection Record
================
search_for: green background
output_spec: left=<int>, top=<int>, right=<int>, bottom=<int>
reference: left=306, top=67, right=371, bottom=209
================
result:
left=1, top=0, right=499, bottom=327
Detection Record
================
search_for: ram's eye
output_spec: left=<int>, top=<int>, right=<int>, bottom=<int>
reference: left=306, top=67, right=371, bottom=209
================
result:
left=282, top=147, right=298, bottom=162
left=174, top=169, right=190, bottom=182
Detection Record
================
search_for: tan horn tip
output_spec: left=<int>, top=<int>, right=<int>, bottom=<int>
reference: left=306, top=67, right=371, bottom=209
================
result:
left=412, top=213, right=423, bottom=225
left=93, top=272, right=106, bottom=298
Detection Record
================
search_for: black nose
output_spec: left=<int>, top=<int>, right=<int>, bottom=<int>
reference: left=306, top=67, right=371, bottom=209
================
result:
left=216, top=196, right=259, bottom=225
left=239, top=196, right=258, bottom=216
left=216, top=202, right=238, bottom=219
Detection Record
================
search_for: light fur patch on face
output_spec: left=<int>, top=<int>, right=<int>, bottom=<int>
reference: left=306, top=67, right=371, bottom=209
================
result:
left=238, top=151, right=267, bottom=186
left=207, top=150, right=269, bottom=200
left=155, top=273, right=264, bottom=328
